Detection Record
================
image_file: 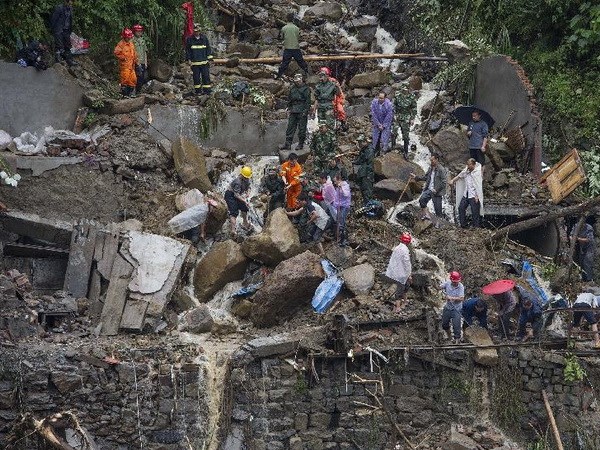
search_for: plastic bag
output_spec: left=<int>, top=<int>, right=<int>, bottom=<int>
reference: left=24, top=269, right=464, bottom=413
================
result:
left=13, top=132, right=39, bottom=154
left=168, top=203, right=209, bottom=234
left=70, top=33, right=90, bottom=55
left=312, top=260, right=343, bottom=314
left=175, top=189, right=204, bottom=212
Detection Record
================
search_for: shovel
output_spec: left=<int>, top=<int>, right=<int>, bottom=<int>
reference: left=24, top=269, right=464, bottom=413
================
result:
left=386, top=178, right=412, bottom=221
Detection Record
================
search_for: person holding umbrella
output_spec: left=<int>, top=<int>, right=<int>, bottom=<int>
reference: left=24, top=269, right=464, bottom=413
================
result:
left=467, top=110, right=489, bottom=176
left=482, top=279, right=517, bottom=339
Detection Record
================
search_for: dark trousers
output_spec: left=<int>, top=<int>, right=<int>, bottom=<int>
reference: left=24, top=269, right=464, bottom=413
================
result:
left=441, top=306, right=462, bottom=339
left=458, top=196, right=481, bottom=228
left=135, top=64, right=147, bottom=92
left=192, top=64, right=211, bottom=94
left=53, top=30, right=73, bottom=62
left=418, top=190, right=443, bottom=217
left=277, top=49, right=308, bottom=77
left=358, top=176, right=374, bottom=205
left=517, top=313, right=543, bottom=339
left=576, top=246, right=595, bottom=282
left=285, top=112, right=308, bottom=145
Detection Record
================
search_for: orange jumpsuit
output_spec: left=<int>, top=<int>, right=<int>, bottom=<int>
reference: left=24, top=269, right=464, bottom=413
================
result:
left=280, top=160, right=303, bottom=209
left=329, top=76, right=346, bottom=122
left=114, top=40, right=138, bottom=88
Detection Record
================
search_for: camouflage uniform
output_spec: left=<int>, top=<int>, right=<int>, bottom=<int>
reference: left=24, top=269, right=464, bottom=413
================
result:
left=310, top=126, right=337, bottom=174
left=314, top=80, right=338, bottom=123
left=259, top=172, right=285, bottom=216
left=284, top=82, right=311, bottom=148
left=354, top=142, right=374, bottom=204
left=393, top=89, right=417, bottom=157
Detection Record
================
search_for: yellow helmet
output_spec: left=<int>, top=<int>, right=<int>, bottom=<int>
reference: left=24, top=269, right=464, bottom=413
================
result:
left=241, top=166, right=253, bottom=178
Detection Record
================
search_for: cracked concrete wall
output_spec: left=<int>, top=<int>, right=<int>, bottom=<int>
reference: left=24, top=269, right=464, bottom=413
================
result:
left=0, top=62, right=83, bottom=136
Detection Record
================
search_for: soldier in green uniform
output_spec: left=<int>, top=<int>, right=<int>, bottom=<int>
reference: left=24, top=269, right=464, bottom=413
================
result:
left=353, top=135, right=374, bottom=205
left=310, top=122, right=337, bottom=174
left=259, top=165, right=285, bottom=218
left=393, top=85, right=417, bottom=159
left=280, top=73, right=312, bottom=150
left=325, top=157, right=348, bottom=182
left=313, top=68, right=341, bottom=124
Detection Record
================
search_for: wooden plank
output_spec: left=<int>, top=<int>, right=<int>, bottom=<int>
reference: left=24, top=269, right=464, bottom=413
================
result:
left=96, top=224, right=119, bottom=280
left=99, top=254, right=133, bottom=336
left=63, top=220, right=98, bottom=298
left=120, top=300, right=149, bottom=331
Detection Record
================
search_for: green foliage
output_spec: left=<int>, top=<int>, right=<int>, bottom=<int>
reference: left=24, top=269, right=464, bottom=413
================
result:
left=82, top=111, right=97, bottom=128
left=540, top=262, right=559, bottom=281
left=564, top=354, right=586, bottom=383
left=0, top=0, right=211, bottom=64
left=199, top=96, right=227, bottom=140
left=579, top=149, right=600, bottom=197
left=492, top=364, right=526, bottom=430
left=293, top=375, right=308, bottom=394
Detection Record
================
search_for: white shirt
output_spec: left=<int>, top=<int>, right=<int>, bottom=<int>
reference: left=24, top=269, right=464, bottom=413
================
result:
left=385, top=243, right=411, bottom=284
left=427, top=169, right=436, bottom=191
left=465, top=170, right=477, bottom=198
left=312, top=203, right=330, bottom=230
left=575, top=293, right=600, bottom=307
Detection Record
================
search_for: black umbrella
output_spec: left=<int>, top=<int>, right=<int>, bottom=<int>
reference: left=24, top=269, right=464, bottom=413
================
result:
left=452, top=105, right=495, bottom=128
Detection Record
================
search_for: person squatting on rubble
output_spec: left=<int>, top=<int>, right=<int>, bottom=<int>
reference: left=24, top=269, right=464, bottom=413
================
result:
left=310, top=122, right=337, bottom=175
left=51, top=0, right=77, bottom=66
left=353, top=134, right=374, bottom=205
left=16, top=40, right=49, bottom=70
left=313, top=68, right=341, bottom=124
left=449, top=158, right=484, bottom=228
left=132, top=24, right=148, bottom=93
left=393, top=84, right=417, bottom=159
left=225, top=166, right=253, bottom=235
left=572, top=292, right=600, bottom=347
left=185, top=23, right=213, bottom=95
left=440, top=271, right=465, bottom=344
left=333, top=173, right=351, bottom=247
left=280, top=153, right=303, bottom=209
left=386, top=232, right=413, bottom=313
left=114, top=29, right=138, bottom=97
left=467, top=110, right=488, bottom=177
left=259, top=166, right=285, bottom=218
left=572, top=221, right=595, bottom=282
left=462, top=297, right=488, bottom=329
left=371, top=92, right=394, bottom=154
left=285, top=193, right=331, bottom=256
left=281, top=73, right=311, bottom=150
left=515, top=285, right=543, bottom=341
left=276, top=13, right=309, bottom=79
left=490, top=288, right=518, bottom=339
left=411, top=153, right=447, bottom=224
left=321, top=67, right=348, bottom=131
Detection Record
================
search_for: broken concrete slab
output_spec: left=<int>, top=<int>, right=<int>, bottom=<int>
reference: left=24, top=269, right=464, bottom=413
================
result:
left=94, top=224, right=119, bottom=280
left=120, top=299, right=149, bottom=331
left=14, top=156, right=84, bottom=176
left=0, top=211, right=72, bottom=247
left=464, top=326, right=498, bottom=366
left=100, top=254, right=134, bottom=335
left=63, top=220, right=98, bottom=298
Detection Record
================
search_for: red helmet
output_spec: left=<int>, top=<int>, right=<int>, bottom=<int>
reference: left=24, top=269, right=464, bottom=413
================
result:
left=319, top=67, right=331, bottom=76
left=122, top=28, right=134, bottom=39
left=400, top=232, right=411, bottom=244
left=132, top=24, right=144, bottom=32
left=450, top=271, right=462, bottom=282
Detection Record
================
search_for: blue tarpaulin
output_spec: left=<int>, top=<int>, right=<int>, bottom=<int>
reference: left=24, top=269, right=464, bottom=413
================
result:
left=312, top=260, right=344, bottom=314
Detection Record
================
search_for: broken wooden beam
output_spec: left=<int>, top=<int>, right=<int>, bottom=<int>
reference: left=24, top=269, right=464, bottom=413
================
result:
left=212, top=53, right=448, bottom=65
left=491, top=196, right=600, bottom=240
left=542, top=389, right=565, bottom=450
left=63, top=220, right=98, bottom=298
left=99, top=254, right=134, bottom=336
left=2, top=243, right=69, bottom=258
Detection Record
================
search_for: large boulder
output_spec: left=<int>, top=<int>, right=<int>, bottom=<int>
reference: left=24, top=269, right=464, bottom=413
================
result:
left=205, top=194, right=228, bottom=235
left=238, top=64, right=276, bottom=80
left=443, top=40, right=471, bottom=62
left=344, top=16, right=378, bottom=42
left=304, top=2, right=344, bottom=21
left=252, top=79, right=285, bottom=95
left=489, top=140, right=516, bottom=161
left=373, top=179, right=414, bottom=201
left=194, top=240, right=248, bottom=302
left=100, top=96, right=145, bottom=115
left=241, top=208, right=302, bottom=266
left=429, top=126, right=469, bottom=170
left=349, top=70, right=391, bottom=89
left=342, top=263, right=375, bottom=295
left=420, top=96, right=444, bottom=119
left=251, top=251, right=324, bottom=327
left=172, top=136, right=213, bottom=192
left=148, top=59, right=174, bottom=82
left=229, top=42, right=260, bottom=59
left=374, top=152, right=424, bottom=181
left=463, top=326, right=498, bottom=366
left=179, top=305, right=214, bottom=333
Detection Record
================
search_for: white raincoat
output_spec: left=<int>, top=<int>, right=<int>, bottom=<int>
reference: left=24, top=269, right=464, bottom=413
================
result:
left=385, top=243, right=411, bottom=284
left=454, top=162, right=484, bottom=216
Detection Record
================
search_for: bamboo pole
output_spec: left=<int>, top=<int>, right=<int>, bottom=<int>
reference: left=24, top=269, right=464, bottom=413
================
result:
left=212, top=53, right=448, bottom=65
left=541, top=390, right=565, bottom=450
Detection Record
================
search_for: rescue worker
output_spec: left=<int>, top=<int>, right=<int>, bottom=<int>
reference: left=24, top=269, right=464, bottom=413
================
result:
left=490, top=288, right=518, bottom=339
left=572, top=291, right=600, bottom=347
left=325, top=157, right=348, bottom=182
left=371, top=92, right=394, bottom=154
left=225, top=166, right=253, bottom=235
left=320, top=67, right=347, bottom=131
left=310, top=122, right=337, bottom=175
left=280, top=153, right=303, bottom=209
left=393, top=85, right=417, bottom=158
left=313, top=68, right=341, bottom=124
left=440, top=271, right=465, bottom=343
left=516, top=294, right=543, bottom=341
left=410, top=152, right=447, bottom=223
left=132, top=24, right=148, bottom=93
left=353, top=135, right=374, bottom=205
left=285, top=193, right=331, bottom=255
left=281, top=73, right=311, bottom=150
left=462, top=297, right=488, bottom=329
left=185, top=23, right=214, bottom=95
left=333, top=173, right=351, bottom=247
left=386, top=232, right=413, bottom=312
left=50, top=0, right=76, bottom=66
left=114, top=29, right=138, bottom=97
left=449, top=158, right=484, bottom=228
left=573, top=222, right=595, bottom=282
left=275, top=13, right=309, bottom=79
left=259, top=166, right=285, bottom=217
left=16, top=40, right=49, bottom=71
